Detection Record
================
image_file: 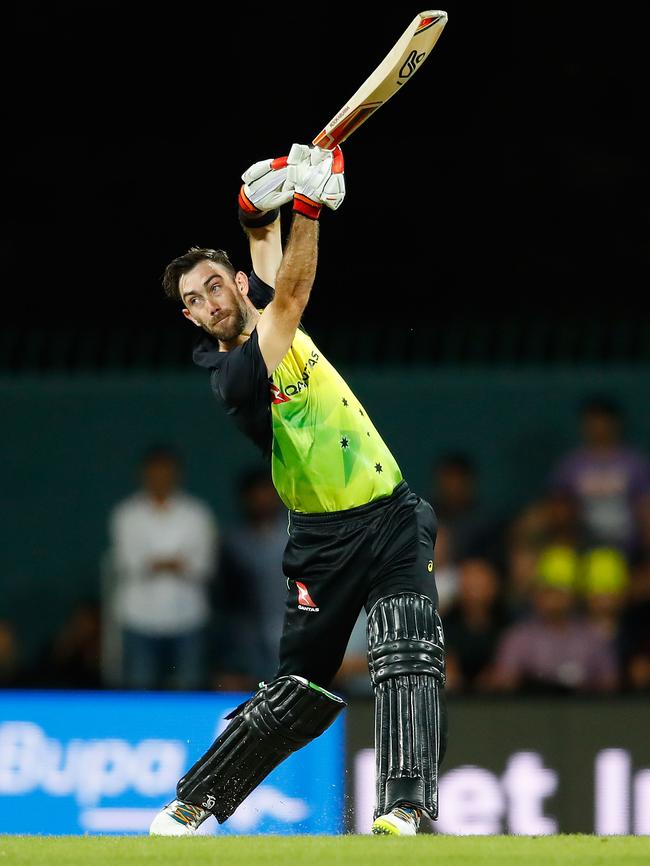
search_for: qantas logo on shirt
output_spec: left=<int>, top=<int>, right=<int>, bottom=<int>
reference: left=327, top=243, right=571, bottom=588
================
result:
left=271, top=351, right=321, bottom=402
left=270, top=383, right=291, bottom=404
left=296, top=581, right=319, bottom=612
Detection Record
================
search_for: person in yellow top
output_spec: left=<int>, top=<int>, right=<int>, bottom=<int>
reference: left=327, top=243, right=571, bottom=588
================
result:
left=150, top=144, right=446, bottom=838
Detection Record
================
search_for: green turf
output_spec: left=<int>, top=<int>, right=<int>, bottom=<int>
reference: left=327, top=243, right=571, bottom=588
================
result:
left=1, top=835, right=649, bottom=866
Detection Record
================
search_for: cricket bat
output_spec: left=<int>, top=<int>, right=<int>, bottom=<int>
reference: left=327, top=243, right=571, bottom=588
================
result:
left=312, top=10, right=448, bottom=150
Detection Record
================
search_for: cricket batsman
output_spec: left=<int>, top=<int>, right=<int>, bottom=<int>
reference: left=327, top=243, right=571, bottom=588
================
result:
left=150, top=144, right=447, bottom=836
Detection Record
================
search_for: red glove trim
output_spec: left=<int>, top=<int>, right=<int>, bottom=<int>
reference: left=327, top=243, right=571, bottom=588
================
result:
left=238, top=185, right=260, bottom=214
left=331, top=146, right=344, bottom=174
left=293, top=194, right=322, bottom=220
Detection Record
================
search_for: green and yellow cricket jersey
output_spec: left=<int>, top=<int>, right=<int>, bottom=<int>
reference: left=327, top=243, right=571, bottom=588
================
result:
left=268, top=325, right=402, bottom=511
left=193, top=272, right=402, bottom=513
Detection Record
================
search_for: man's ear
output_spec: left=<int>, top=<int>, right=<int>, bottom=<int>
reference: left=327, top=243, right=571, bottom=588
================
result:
left=235, top=271, right=250, bottom=296
left=182, top=308, right=201, bottom=327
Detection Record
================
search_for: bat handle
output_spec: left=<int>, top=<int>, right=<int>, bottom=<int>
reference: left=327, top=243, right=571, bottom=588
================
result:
left=311, top=130, right=339, bottom=151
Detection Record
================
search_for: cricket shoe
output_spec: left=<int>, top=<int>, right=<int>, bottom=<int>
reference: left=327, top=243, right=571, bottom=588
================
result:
left=149, top=799, right=212, bottom=836
left=371, top=805, right=421, bottom=836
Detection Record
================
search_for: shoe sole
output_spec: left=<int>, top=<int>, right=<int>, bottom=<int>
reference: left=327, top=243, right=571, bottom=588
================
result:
left=372, top=818, right=402, bottom=835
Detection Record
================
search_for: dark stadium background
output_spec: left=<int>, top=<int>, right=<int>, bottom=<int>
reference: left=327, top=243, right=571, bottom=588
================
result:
left=4, top=1, right=648, bottom=365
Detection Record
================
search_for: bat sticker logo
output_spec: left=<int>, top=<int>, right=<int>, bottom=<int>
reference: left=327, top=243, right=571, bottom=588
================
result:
left=398, top=49, right=426, bottom=83
left=312, top=10, right=447, bottom=146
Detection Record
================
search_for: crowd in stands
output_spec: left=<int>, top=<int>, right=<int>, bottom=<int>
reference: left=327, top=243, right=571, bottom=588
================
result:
left=2, top=395, right=649, bottom=696
left=436, top=395, right=650, bottom=696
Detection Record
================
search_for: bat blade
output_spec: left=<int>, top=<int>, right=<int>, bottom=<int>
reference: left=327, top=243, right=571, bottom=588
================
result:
left=312, top=10, right=448, bottom=150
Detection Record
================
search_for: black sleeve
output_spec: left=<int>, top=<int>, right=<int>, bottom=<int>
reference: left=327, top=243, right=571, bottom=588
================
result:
left=247, top=270, right=274, bottom=309
left=211, top=329, right=273, bottom=457
left=214, top=329, right=267, bottom=405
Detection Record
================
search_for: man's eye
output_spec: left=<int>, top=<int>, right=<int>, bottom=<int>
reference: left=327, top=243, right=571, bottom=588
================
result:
left=210, top=283, right=221, bottom=293
left=190, top=297, right=200, bottom=305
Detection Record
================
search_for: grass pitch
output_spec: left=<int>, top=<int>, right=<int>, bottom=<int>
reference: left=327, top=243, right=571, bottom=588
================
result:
left=1, top=834, right=649, bottom=866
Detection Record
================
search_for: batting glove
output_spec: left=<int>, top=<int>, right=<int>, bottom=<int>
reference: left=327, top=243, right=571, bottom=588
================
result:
left=290, top=145, right=345, bottom=220
left=238, top=151, right=306, bottom=227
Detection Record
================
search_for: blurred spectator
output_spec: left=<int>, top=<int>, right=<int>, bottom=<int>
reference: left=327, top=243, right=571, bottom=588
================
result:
left=580, top=547, right=629, bottom=643
left=619, top=558, right=650, bottom=691
left=548, top=396, right=650, bottom=558
left=431, top=454, right=502, bottom=563
left=506, top=502, right=551, bottom=618
left=443, top=559, right=510, bottom=693
left=211, top=468, right=287, bottom=688
left=488, top=545, right=618, bottom=693
left=333, top=611, right=372, bottom=697
left=109, top=446, right=218, bottom=690
left=627, top=652, right=650, bottom=691
left=505, top=493, right=582, bottom=618
left=543, top=491, right=583, bottom=548
left=432, top=524, right=460, bottom=616
left=30, top=600, right=103, bottom=689
left=0, top=620, right=24, bottom=687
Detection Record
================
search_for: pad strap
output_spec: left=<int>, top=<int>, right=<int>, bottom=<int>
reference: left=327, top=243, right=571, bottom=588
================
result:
left=368, top=593, right=445, bottom=685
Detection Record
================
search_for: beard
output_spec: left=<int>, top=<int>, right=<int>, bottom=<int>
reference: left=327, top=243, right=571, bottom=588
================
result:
left=203, top=301, right=247, bottom=343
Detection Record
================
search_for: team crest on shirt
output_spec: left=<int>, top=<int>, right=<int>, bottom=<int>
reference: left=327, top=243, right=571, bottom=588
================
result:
left=296, top=580, right=319, bottom=613
left=270, top=383, right=291, bottom=404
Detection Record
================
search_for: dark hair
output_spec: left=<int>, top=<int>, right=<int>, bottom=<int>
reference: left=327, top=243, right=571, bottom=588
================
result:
left=580, top=395, right=623, bottom=420
left=162, top=247, right=236, bottom=302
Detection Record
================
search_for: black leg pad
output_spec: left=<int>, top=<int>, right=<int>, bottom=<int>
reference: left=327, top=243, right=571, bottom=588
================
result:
left=368, top=593, right=445, bottom=820
left=176, top=675, right=346, bottom=823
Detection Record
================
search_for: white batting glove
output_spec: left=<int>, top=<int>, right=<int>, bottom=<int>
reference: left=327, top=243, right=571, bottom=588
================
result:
left=318, top=146, right=345, bottom=211
left=238, top=150, right=307, bottom=226
left=290, top=145, right=345, bottom=220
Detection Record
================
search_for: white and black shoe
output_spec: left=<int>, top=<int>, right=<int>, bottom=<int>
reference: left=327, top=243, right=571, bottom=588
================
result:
left=149, top=799, right=212, bottom=836
left=372, top=805, right=421, bottom=836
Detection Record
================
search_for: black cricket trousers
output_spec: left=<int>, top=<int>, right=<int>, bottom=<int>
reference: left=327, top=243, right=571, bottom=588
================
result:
left=276, top=480, right=439, bottom=686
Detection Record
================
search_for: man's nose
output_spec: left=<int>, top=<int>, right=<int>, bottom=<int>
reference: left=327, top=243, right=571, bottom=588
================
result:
left=206, top=298, right=221, bottom=315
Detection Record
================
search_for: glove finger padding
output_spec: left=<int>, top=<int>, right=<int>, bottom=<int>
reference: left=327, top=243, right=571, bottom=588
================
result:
left=295, top=159, right=333, bottom=201
left=239, top=156, right=292, bottom=214
left=321, top=146, right=345, bottom=211
left=321, top=174, right=346, bottom=210
left=241, top=157, right=286, bottom=187
left=288, top=143, right=312, bottom=166
left=308, top=145, right=334, bottom=166
left=293, top=145, right=345, bottom=218
left=286, top=143, right=312, bottom=191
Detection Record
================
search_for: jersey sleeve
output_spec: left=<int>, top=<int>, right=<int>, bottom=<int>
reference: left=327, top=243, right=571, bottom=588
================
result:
left=210, top=329, right=273, bottom=458
left=214, top=328, right=268, bottom=406
left=247, top=270, right=274, bottom=309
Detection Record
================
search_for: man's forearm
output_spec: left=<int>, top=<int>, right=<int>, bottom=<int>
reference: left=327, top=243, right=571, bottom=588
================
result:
left=243, top=215, right=283, bottom=288
left=274, top=214, right=319, bottom=310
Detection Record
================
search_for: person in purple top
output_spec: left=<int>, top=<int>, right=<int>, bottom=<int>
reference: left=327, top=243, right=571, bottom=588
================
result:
left=488, top=545, right=618, bottom=693
left=548, top=396, right=650, bottom=558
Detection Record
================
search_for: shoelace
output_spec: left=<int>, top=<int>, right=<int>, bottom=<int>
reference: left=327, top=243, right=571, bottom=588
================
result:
left=393, top=806, right=420, bottom=828
left=170, top=801, right=207, bottom=827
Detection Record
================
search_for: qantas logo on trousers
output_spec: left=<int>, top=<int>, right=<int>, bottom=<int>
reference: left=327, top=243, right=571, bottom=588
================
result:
left=296, top=581, right=319, bottom=612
